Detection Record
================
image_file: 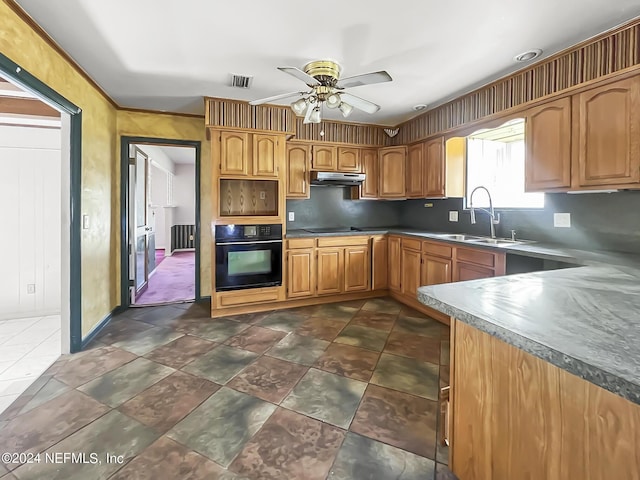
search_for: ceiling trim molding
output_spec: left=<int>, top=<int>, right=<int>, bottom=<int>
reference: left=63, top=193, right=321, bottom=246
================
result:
left=117, top=106, right=205, bottom=119
left=3, top=0, right=118, bottom=109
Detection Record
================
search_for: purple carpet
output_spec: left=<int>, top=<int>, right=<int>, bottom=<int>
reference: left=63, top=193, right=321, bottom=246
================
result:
left=136, top=251, right=195, bottom=305
left=155, top=249, right=166, bottom=268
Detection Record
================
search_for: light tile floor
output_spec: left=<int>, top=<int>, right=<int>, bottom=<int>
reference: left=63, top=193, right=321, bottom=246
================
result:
left=0, top=315, right=61, bottom=413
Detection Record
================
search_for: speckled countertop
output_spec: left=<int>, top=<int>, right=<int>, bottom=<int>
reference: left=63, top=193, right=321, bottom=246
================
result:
left=288, top=227, right=640, bottom=403
left=418, top=266, right=640, bottom=405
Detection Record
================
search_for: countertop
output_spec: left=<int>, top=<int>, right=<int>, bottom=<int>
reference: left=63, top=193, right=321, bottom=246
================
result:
left=289, top=226, right=640, bottom=403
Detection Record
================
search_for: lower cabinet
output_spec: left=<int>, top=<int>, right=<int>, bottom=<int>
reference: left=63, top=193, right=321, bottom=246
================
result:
left=422, top=254, right=452, bottom=285
left=286, top=248, right=315, bottom=298
left=344, top=246, right=370, bottom=292
left=316, top=248, right=343, bottom=295
left=454, top=262, right=495, bottom=282
left=388, top=236, right=402, bottom=291
left=371, top=236, right=388, bottom=290
left=401, top=247, right=422, bottom=297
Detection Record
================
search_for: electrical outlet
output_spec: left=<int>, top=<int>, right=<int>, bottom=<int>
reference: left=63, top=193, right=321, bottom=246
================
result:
left=82, top=214, right=90, bottom=229
left=189, top=235, right=194, bottom=241
left=424, top=203, right=433, bottom=208
left=27, top=284, right=36, bottom=294
left=449, top=211, right=459, bottom=222
left=554, top=212, right=571, bottom=228
left=288, top=212, right=295, bottom=222
left=259, top=191, right=266, bottom=200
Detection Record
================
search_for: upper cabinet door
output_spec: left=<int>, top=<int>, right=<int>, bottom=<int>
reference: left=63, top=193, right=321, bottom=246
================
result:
left=312, top=145, right=338, bottom=171
left=424, top=137, right=445, bottom=197
left=220, top=131, right=249, bottom=176
left=575, top=76, right=640, bottom=187
left=525, top=98, right=572, bottom=191
left=286, top=144, right=310, bottom=199
left=252, top=134, right=281, bottom=177
left=359, top=148, right=378, bottom=198
left=379, top=146, right=407, bottom=198
left=337, top=147, right=361, bottom=172
left=406, top=143, right=424, bottom=198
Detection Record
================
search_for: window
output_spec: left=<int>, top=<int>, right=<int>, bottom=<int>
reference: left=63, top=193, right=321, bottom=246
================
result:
left=465, top=119, right=544, bottom=209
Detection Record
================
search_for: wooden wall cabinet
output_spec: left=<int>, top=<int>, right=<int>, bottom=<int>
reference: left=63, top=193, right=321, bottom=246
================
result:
left=286, top=248, right=315, bottom=298
left=371, top=235, right=388, bottom=290
left=574, top=76, right=640, bottom=187
left=388, top=235, right=402, bottom=291
left=424, top=137, right=446, bottom=197
left=286, top=144, right=310, bottom=199
left=352, top=148, right=379, bottom=199
left=218, top=131, right=283, bottom=178
left=525, top=97, right=572, bottom=191
left=379, top=146, right=407, bottom=198
left=337, top=147, right=361, bottom=172
left=406, top=143, right=424, bottom=198
left=311, top=145, right=338, bottom=171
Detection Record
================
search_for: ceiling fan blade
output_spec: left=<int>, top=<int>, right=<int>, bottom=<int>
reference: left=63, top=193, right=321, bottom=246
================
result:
left=303, top=100, right=318, bottom=124
left=249, top=91, right=305, bottom=106
left=339, top=92, right=380, bottom=114
left=277, top=67, right=321, bottom=86
left=336, top=71, right=392, bottom=89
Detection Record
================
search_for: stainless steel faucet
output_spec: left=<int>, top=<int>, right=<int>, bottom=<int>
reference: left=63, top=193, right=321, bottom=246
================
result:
left=469, top=186, right=500, bottom=238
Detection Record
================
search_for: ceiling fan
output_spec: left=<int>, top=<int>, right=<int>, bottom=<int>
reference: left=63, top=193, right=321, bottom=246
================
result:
left=249, top=60, right=392, bottom=124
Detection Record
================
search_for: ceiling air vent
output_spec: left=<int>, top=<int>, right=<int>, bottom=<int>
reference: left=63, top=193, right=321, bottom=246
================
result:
left=230, top=74, right=253, bottom=89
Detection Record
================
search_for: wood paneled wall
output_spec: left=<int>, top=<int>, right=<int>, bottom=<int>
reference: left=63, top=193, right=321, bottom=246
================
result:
left=205, top=97, right=295, bottom=134
left=395, top=20, right=640, bottom=144
left=219, top=179, right=278, bottom=217
left=294, top=118, right=390, bottom=146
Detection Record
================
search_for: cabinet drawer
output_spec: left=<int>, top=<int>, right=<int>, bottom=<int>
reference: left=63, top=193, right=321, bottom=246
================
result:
left=423, top=241, right=452, bottom=259
left=287, top=238, right=315, bottom=249
left=456, top=247, right=496, bottom=268
left=218, top=287, right=280, bottom=307
left=401, top=237, right=422, bottom=252
left=317, top=236, right=369, bottom=247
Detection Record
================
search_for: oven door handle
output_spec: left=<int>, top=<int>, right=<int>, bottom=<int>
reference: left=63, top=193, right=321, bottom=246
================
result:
left=216, top=239, right=283, bottom=246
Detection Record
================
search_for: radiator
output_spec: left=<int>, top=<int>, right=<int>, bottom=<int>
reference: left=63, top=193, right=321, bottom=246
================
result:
left=171, top=224, right=196, bottom=251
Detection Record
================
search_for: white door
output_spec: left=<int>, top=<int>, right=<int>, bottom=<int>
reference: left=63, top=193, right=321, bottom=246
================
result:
left=129, top=146, right=152, bottom=303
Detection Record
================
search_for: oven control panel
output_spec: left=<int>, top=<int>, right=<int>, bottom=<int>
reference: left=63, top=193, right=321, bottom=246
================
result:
left=215, top=224, right=282, bottom=242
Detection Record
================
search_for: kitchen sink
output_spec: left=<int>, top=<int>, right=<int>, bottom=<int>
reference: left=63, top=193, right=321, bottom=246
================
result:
left=431, top=234, right=484, bottom=241
left=467, top=238, right=524, bottom=245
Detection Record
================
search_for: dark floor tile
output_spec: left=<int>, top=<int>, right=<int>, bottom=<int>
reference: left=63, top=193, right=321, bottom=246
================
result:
left=128, top=305, right=187, bottom=327
left=294, top=317, right=346, bottom=341
left=227, top=356, right=307, bottom=404
left=178, top=318, right=250, bottom=342
left=266, top=334, right=329, bottom=366
left=182, top=345, right=258, bottom=384
left=179, top=301, right=212, bottom=319
left=314, top=343, right=380, bottom=382
left=55, top=345, right=137, bottom=387
left=0, top=390, right=109, bottom=466
left=12, top=410, right=159, bottom=480
left=329, top=432, right=436, bottom=480
left=349, top=310, right=397, bottom=332
left=144, top=335, right=216, bottom=369
left=119, top=371, right=219, bottom=432
left=112, top=327, right=184, bottom=356
left=19, top=378, right=71, bottom=415
left=281, top=368, right=366, bottom=429
left=400, top=306, right=429, bottom=319
left=436, top=463, right=458, bottom=479
left=95, top=319, right=155, bottom=345
left=394, top=315, right=449, bottom=339
left=168, top=387, right=276, bottom=467
left=440, top=365, right=450, bottom=388
left=223, top=311, right=273, bottom=325
left=361, top=298, right=402, bottom=314
left=311, top=303, right=359, bottom=322
left=385, top=331, right=441, bottom=364
left=108, top=436, right=226, bottom=480
left=436, top=425, right=449, bottom=465
left=351, top=384, right=438, bottom=459
left=371, top=354, right=439, bottom=400
left=334, top=325, right=389, bottom=352
left=257, top=311, right=307, bottom=332
left=229, top=407, right=344, bottom=480
left=224, top=326, right=286, bottom=354
left=78, top=357, right=174, bottom=407
left=441, top=340, right=450, bottom=365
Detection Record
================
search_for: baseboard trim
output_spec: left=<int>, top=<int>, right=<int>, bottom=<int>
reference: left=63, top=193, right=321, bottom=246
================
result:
left=81, top=306, right=124, bottom=350
left=389, top=290, right=450, bottom=326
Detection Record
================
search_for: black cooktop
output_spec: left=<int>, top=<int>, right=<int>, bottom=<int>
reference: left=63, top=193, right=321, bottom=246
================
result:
left=303, top=227, right=363, bottom=234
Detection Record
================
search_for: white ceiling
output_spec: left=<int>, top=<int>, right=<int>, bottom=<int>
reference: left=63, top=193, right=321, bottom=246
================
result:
left=159, top=145, right=195, bottom=165
left=15, top=0, right=640, bottom=125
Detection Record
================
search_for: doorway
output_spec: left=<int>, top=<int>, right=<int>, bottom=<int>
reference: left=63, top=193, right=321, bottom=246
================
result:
left=121, top=138, right=201, bottom=307
left=0, top=59, right=81, bottom=413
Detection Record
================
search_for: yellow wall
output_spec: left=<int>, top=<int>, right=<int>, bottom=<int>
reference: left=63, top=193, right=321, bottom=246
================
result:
left=116, top=111, right=211, bottom=297
left=1, top=2, right=119, bottom=335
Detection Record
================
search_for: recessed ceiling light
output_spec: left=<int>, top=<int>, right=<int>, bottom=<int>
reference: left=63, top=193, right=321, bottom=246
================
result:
left=514, top=49, right=543, bottom=62
left=412, top=104, right=428, bottom=111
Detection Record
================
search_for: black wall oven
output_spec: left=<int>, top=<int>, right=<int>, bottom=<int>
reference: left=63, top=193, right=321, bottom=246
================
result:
left=215, top=224, right=282, bottom=291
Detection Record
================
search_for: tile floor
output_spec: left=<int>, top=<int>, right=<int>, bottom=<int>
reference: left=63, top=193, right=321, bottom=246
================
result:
left=0, top=298, right=458, bottom=480
left=0, top=315, right=61, bottom=413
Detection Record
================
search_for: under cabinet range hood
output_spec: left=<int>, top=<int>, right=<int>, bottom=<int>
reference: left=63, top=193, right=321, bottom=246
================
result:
left=310, top=171, right=366, bottom=186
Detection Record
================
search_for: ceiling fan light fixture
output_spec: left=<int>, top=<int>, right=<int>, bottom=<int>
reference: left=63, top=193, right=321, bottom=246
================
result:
left=325, top=93, right=341, bottom=109
left=339, top=102, right=353, bottom=118
left=291, top=98, right=308, bottom=116
left=309, top=106, right=322, bottom=123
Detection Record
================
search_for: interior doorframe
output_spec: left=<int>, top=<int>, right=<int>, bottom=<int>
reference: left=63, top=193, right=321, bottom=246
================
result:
left=120, top=136, right=202, bottom=307
left=0, top=52, right=83, bottom=353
